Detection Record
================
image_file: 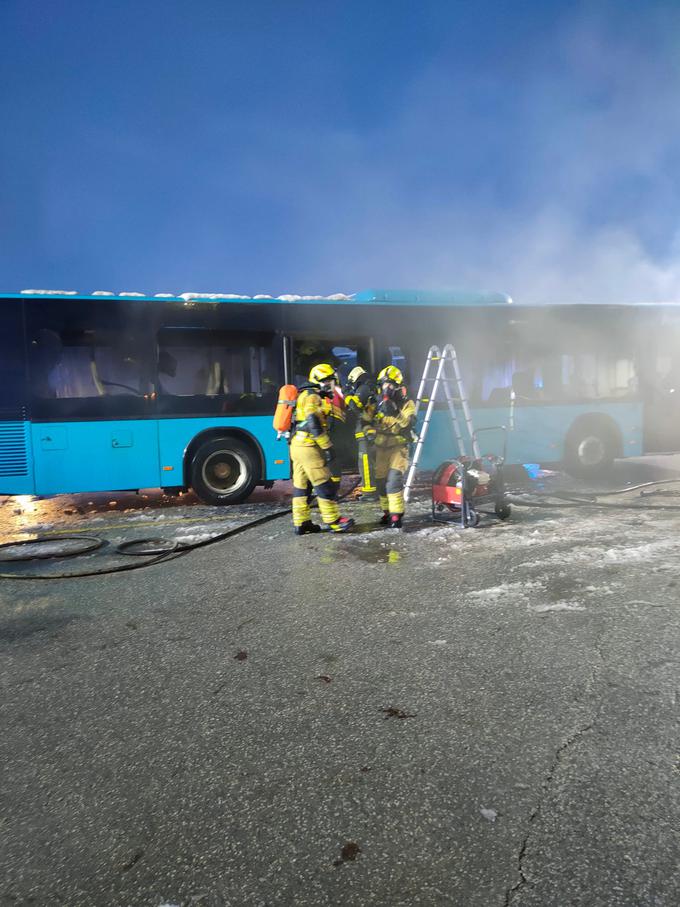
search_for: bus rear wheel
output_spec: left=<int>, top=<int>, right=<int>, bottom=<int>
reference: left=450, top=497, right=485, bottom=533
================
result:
left=564, top=422, right=615, bottom=479
left=190, top=438, right=259, bottom=505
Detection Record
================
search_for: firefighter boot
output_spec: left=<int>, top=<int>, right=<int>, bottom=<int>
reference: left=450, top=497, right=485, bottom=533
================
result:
left=294, top=521, right=322, bottom=536
left=389, top=514, right=403, bottom=529
left=378, top=511, right=390, bottom=526
left=328, top=516, right=354, bottom=533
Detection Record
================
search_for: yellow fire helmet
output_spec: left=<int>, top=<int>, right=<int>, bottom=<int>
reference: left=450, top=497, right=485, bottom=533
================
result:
left=309, top=363, right=337, bottom=384
left=377, top=365, right=404, bottom=385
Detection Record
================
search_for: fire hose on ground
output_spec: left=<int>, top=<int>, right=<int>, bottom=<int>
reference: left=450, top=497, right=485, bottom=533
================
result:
left=0, top=479, right=362, bottom=580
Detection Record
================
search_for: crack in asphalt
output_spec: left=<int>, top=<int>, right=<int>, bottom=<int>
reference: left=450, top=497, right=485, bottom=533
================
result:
left=503, top=635, right=606, bottom=906
left=503, top=719, right=596, bottom=905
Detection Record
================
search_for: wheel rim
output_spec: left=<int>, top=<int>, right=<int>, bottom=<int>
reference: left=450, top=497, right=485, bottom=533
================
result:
left=577, top=435, right=606, bottom=467
left=201, top=450, right=248, bottom=494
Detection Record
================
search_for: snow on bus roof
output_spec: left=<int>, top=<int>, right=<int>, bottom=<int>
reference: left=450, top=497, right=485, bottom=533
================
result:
left=20, top=289, right=78, bottom=295
left=14, top=288, right=512, bottom=306
left=177, top=291, right=354, bottom=302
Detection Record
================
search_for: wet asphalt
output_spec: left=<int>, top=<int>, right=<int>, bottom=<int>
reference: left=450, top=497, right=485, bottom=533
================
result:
left=1, top=461, right=680, bottom=907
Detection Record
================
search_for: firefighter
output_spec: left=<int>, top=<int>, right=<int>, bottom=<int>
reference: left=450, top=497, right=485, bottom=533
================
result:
left=289, top=363, right=354, bottom=535
left=344, top=366, right=378, bottom=496
left=374, top=365, right=416, bottom=528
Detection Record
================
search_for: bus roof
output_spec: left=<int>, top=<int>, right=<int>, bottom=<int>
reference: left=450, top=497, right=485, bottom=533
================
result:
left=0, top=288, right=513, bottom=307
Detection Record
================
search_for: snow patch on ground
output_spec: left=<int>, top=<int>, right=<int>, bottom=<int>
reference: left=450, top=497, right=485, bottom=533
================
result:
left=467, top=580, right=543, bottom=601
left=480, top=807, right=498, bottom=822
left=177, top=534, right=219, bottom=545
left=603, top=537, right=678, bottom=563
left=529, top=601, right=586, bottom=613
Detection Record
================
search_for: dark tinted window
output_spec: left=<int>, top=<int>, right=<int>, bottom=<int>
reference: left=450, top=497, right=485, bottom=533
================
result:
left=157, top=328, right=282, bottom=415
left=0, top=300, right=27, bottom=414
left=26, top=299, right=153, bottom=418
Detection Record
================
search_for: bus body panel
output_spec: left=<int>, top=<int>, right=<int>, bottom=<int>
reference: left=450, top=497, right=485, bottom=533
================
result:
left=0, top=419, right=35, bottom=495
left=2, top=290, right=666, bottom=500
left=417, top=401, right=643, bottom=470
left=31, top=420, right=161, bottom=495
left=507, top=402, right=643, bottom=462
left=157, top=416, right=291, bottom=484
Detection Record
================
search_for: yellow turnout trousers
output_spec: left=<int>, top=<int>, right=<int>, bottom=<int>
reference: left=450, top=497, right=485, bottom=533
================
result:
left=290, top=439, right=341, bottom=527
left=375, top=444, right=409, bottom=515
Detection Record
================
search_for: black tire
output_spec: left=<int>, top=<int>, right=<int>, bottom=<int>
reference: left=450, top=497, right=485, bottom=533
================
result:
left=564, top=421, right=616, bottom=478
left=495, top=502, right=511, bottom=520
left=190, top=437, right=260, bottom=505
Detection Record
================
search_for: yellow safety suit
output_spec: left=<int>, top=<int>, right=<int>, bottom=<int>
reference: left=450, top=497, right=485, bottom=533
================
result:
left=290, top=387, right=344, bottom=528
left=374, top=396, right=416, bottom=516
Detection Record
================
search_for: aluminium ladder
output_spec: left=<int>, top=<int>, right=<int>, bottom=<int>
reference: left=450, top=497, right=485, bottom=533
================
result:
left=403, top=344, right=481, bottom=502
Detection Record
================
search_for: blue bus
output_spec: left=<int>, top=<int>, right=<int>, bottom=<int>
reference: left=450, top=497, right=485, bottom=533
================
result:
left=1, top=288, right=679, bottom=503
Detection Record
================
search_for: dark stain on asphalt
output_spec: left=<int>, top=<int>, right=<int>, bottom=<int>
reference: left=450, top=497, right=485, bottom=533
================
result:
left=380, top=706, right=416, bottom=719
left=234, top=649, right=248, bottom=661
left=317, top=674, right=332, bottom=683
left=0, top=613, right=84, bottom=645
left=333, top=841, right=362, bottom=866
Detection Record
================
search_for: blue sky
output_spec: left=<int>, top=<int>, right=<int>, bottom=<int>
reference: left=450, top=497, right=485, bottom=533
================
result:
left=2, top=0, right=680, bottom=301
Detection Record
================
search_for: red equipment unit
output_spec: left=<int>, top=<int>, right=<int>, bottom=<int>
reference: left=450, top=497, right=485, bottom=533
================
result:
left=432, top=450, right=511, bottom=528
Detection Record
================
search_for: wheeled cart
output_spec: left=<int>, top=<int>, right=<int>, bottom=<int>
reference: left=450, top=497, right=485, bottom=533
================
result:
left=431, top=427, right=511, bottom=527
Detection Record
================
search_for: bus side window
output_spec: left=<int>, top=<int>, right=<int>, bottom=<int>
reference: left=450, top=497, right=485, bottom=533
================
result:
left=29, top=329, right=63, bottom=398
left=157, top=329, right=281, bottom=411
left=29, top=329, right=146, bottom=398
left=512, top=370, right=537, bottom=402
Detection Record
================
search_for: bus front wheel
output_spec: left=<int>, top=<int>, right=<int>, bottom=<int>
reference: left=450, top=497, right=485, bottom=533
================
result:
left=190, top=438, right=259, bottom=505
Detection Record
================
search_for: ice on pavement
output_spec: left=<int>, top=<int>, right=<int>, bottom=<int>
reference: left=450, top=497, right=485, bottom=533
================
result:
left=467, top=580, right=543, bottom=600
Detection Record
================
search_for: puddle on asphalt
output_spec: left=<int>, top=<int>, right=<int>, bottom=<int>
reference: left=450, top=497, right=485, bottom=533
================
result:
left=357, top=547, right=403, bottom=565
left=319, top=540, right=405, bottom=565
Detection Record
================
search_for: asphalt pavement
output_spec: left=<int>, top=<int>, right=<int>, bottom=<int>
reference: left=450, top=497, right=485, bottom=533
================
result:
left=1, top=460, right=679, bottom=906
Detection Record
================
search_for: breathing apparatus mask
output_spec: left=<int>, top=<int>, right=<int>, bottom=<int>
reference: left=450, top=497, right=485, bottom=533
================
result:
left=376, top=381, right=400, bottom=416
left=318, top=378, right=336, bottom=399
left=380, top=380, right=406, bottom=404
